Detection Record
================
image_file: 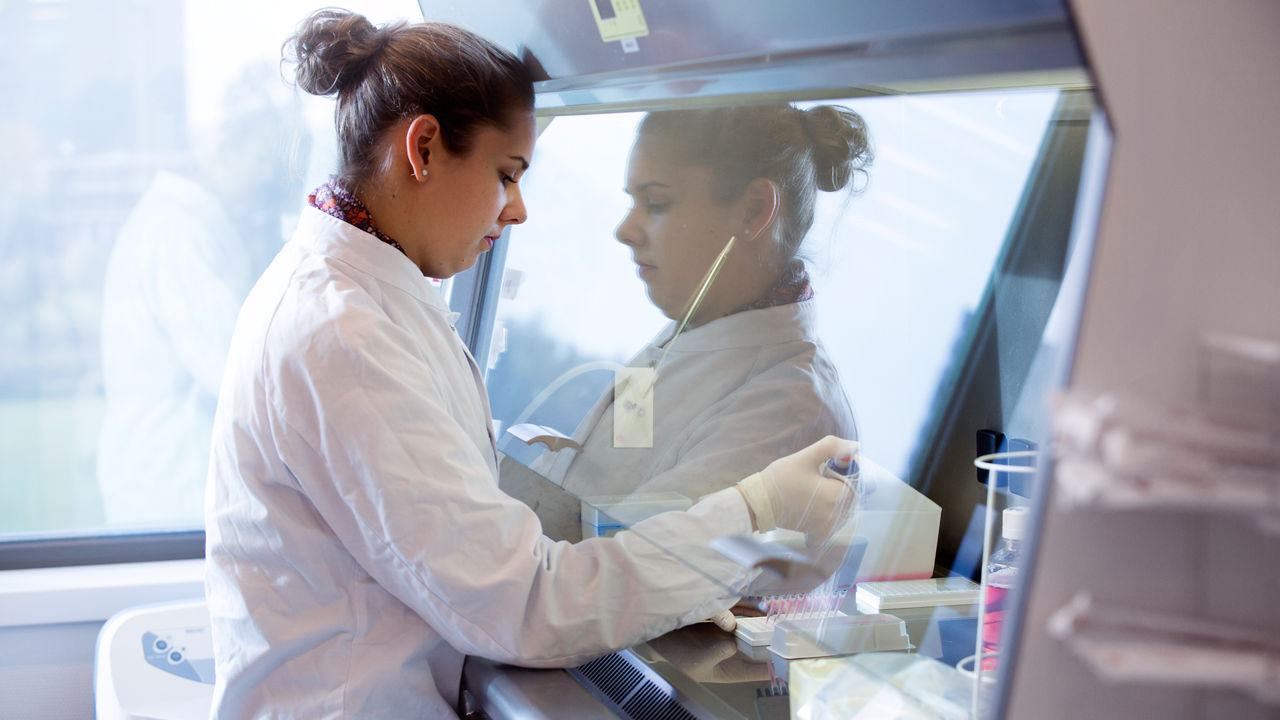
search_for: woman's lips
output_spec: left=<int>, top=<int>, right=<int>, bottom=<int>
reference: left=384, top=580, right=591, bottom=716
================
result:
left=483, top=236, right=496, bottom=250
left=636, top=263, right=656, bottom=281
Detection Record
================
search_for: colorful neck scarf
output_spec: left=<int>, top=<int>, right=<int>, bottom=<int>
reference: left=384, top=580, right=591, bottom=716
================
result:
left=732, top=260, right=814, bottom=314
left=308, top=178, right=406, bottom=257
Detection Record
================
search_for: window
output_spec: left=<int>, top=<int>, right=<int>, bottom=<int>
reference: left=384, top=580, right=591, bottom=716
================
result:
left=0, top=0, right=422, bottom=565
left=488, top=90, right=1063, bottom=479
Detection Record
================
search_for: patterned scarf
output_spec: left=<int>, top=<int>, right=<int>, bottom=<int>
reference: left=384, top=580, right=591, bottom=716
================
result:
left=732, top=260, right=814, bottom=314
left=308, top=178, right=406, bottom=257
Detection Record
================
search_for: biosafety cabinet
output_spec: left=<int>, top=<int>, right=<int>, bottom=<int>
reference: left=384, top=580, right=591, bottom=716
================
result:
left=417, top=1, right=1077, bottom=718
left=419, top=1, right=1280, bottom=719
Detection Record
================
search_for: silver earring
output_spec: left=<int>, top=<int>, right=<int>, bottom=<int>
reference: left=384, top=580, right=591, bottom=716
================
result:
left=414, top=169, right=428, bottom=180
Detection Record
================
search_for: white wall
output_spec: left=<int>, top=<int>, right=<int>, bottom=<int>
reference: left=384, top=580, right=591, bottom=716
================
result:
left=0, top=561, right=205, bottom=719
left=0, top=622, right=103, bottom=720
left=1008, top=1, right=1280, bottom=718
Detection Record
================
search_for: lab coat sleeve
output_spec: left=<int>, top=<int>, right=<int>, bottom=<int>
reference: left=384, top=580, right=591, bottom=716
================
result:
left=266, top=302, right=754, bottom=667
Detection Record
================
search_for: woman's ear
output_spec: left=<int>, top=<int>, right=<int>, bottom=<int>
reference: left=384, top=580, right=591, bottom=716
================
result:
left=742, top=177, right=780, bottom=242
left=405, top=114, right=441, bottom=181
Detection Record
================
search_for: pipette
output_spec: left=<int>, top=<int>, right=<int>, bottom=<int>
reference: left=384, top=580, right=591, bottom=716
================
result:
left=647, top=235, right=737, bottom=391
left=821, top=453, right=874, bottom=497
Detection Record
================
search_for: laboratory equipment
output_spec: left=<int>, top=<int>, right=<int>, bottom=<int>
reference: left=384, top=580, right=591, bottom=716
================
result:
left=843, top=464, right=942, bottom=584
left=1034, top=333, right=1280, bottom=709
left=579, top=492, right=693, bottom=538
left=1049, top=592, right=1280, bottom=706
left=433, top=0, right=1107, bottom=717
left=823, top=454, right=876, bottom=498
left=768, top=614, right=913, bottom=683
left=1050, top=388, right=1279, bottom=528
left=855, top=578, right=982, bottom=615
left=789, top=654, right=974, bottom=720
left=735, top=600, right=850, bottom=648
left=822, top=455, right=859, bottom=484
left=981, top=507, right=1028, bottom=671
left=94, top=598, right=214, bottom=720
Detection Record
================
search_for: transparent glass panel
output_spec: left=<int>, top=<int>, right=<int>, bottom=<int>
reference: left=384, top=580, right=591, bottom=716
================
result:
left=0, top=0, right=422, bottom=539
left=491, top=86, right=1104, bottom=718
left=494, top=88, right=1060, bottom=525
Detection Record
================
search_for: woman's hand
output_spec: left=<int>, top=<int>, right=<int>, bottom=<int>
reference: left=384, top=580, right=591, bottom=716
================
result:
left=736, top=436, right=859, bottom=539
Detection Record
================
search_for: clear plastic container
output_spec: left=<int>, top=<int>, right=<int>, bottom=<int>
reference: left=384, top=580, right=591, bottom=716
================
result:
left=981, top=506, right=1028, bottom=670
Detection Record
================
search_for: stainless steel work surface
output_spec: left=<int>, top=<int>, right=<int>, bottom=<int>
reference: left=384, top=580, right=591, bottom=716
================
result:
left=463, top=654, right=617, bottom=720
left=626, top=623, right=784, bottom=719
left=464, top=623, right=787, bottom=720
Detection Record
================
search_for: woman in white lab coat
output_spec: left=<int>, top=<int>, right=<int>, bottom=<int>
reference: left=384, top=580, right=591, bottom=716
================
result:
left=505, top=104, right=873, bottom=541
left=204, top=10, right=856, bottom=719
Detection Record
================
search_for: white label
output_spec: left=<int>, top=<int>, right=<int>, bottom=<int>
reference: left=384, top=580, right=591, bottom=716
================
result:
left=588, top=0, right=650, bottom=43
left=613, top=367, right=655, bottom=448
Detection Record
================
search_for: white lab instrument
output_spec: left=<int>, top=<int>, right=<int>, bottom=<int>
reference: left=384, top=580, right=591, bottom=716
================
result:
left=1050, top=389, right=1279, bottom=531
left=578, top=491, right=692, bottom=538
left=845, top=459, right=941, bottom=583
left=767, top=614, right=914, bottom=693
left=788, top=653, right=974, bottom=720
left=855, top=577, right=981, bottom=615
left=769, top=613, right=912, bottom=661
left=95, top=599, right=214, bottom=720
left=735, top=605, right=850, bottom=647
left=1049, top=592, right=1280, bottom=706
left=711, top=460, right=940, bottom=588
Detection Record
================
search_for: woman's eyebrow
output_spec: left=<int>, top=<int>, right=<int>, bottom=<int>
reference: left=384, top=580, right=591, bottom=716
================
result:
left=624, top=180, right=671, bottom=194
left=509, top=155, right=530, bottom=170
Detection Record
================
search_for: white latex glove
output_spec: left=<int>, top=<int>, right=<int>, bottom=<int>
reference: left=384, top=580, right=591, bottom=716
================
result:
left=709, top=609, right=737, bottom=632
left=736, top=436, right=859, bottom=536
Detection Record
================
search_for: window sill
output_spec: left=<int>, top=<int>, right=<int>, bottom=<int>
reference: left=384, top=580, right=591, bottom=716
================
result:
left=0, top=559, right=205, bottom=628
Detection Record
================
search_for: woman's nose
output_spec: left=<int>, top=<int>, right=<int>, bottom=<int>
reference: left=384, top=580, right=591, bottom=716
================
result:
left=615, top=208, right=641, bottom=246
left=501, top=185, right=528, bottom=226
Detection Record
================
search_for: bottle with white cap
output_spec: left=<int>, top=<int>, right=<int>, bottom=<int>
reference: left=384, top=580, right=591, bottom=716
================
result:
left=981, top=505, right=1029, bottom=670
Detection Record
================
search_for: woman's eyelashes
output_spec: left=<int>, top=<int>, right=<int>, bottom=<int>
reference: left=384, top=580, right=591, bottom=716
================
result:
left=640, top=196, right=671, bottom=215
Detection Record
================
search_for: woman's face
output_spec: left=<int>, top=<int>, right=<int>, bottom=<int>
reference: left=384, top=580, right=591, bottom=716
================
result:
left=616, top=133, right=748, bottom=322
left=419, top=111, right=536, bottom=278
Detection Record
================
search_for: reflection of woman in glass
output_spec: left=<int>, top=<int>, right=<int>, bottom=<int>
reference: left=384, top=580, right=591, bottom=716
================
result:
left=517, top=104, right=873, bottom=540
left=97, top=68, right=305, bottom=528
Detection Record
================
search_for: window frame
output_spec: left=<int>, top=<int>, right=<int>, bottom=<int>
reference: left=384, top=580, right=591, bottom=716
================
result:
left=0, top=530, right=207, bottom=571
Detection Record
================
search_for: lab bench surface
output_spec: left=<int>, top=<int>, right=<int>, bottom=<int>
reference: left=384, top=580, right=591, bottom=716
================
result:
left=463, top=622, right=784, bottom=720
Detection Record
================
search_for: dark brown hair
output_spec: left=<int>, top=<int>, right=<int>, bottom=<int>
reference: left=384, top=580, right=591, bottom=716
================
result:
left=638, top=104, right=873, bottom=262
left=285, top=8, right=535, bottom=189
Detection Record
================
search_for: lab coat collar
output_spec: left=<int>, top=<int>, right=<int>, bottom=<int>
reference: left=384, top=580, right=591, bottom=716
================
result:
left=292, top=207, right=456, bottom=320
left=648, top=299, right=820, bottom=353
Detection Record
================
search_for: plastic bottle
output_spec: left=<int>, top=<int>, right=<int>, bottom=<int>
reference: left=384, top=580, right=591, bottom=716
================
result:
left=981, top=505, right=1029, bottom=670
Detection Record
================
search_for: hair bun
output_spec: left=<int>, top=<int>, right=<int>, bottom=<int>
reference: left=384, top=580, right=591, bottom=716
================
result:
left=802, top=105, right=873, bottom=192
left=287, top=9, right=391, bottom=97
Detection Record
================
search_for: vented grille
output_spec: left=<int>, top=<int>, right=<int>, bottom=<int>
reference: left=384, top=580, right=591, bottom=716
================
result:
left=575, top=654, right=644, bottom=706
left=569, top=653, right=698, bottom=720
left=621, top=681, right=696, bottom=720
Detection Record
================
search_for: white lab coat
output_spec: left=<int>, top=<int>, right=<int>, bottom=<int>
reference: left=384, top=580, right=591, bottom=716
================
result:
left=204, top=208, right=753, bottom=719
left=503, top=300, right=857, bottom=541
left=98, top=172, right=269, bottom=527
